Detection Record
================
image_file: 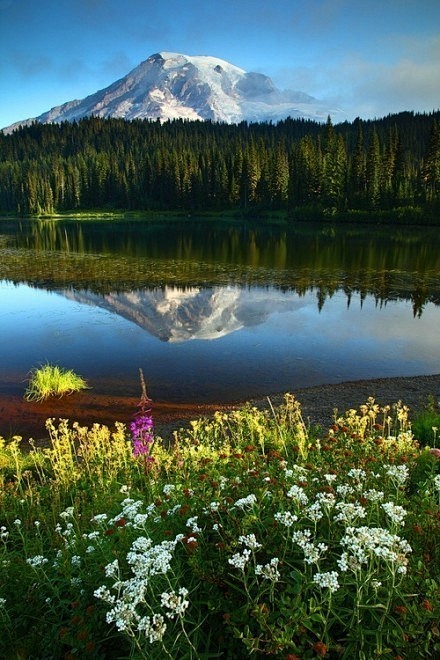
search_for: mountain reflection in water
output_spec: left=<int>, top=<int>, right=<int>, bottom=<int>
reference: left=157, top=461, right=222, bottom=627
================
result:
left=1, top=217, right=440, bottom=402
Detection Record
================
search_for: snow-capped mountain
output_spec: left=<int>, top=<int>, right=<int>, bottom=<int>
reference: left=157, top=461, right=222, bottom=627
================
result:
left=63, top=285, right=306, bottom=343
left=4, top=51, right=341, bottom=132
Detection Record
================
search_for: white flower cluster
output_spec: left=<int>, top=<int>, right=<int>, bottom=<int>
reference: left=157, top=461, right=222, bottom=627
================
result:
left=292, top=529, right=328, bottom=565
left=228, top=549, right=252, bottom=571
left=362, top=489, right=384, bottom=502
left=381, top=502, right=407, bottom=526
left=274, top=511, right=298, bottom=527
left=339, top=526, right=412, bottom=574
left=233, top=493, right=257, bottom=510
left=385, top=464, right=409, bottom=485
left=95, top=533, right=187, bottom=642
left=347, top=468, right=367, bottom=482
left=138, top=613, right=167, bottom=643
left=255, top=557, right=280, bottom=582
left=238, top=534, right=262, bottom=550
left=186, top=516, right=201, bottom=533
left=26, top=555, right=49, bottom=568
left=334, top=502, right=367, bottom=524
left=160, top=588, right=190, bottom=619
left=313, top=570, right=340, bottom=593
left=286, top=485, right=309, bottom=506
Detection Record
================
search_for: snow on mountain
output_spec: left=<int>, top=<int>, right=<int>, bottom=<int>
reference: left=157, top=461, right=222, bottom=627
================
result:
left=3, top=51, right=341, bottom=132
left=63, top=285, right=306, bottom=343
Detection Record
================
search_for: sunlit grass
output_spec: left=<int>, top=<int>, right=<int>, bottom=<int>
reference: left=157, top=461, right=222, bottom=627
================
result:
left=24, top=363, right=88, bottom=401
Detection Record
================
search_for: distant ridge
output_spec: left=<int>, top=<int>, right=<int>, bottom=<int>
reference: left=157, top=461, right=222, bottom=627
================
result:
left=3, top=51, right=343, bottom=132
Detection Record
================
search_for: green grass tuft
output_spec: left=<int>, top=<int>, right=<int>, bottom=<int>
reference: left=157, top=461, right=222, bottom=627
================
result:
left=24, top=363, right=89, bottom=401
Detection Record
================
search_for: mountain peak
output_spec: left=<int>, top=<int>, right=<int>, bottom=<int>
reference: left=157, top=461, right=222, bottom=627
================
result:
left=3, top=51, right=342, bottom=132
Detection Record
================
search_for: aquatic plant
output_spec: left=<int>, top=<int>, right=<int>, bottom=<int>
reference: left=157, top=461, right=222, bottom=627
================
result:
left=24, top=363, right=88, bottom=401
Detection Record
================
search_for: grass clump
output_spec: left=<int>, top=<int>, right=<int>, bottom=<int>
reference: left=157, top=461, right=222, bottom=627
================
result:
left=0, top=395, right=439, bottom=658
left=24, top=363, right=88, bottom=401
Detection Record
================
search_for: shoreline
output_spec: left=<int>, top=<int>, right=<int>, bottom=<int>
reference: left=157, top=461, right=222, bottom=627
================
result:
left=1, top=373, right=439, bottom=445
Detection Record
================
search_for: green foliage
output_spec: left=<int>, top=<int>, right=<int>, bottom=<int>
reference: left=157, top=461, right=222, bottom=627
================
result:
left=24, top=363, right=88, bottom=401
left=412, top=396, right=440, bottom=446
left=0, top=396, right=439, bottom=658
left=0, top=111, right=439, bottom=218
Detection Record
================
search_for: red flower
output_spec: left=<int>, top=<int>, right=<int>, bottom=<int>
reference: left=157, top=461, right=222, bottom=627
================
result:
left=313, top=641, right=327, bottom=656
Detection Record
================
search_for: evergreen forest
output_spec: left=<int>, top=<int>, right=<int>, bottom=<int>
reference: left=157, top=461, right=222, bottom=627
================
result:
left=0, top=111, right=439, bottom=220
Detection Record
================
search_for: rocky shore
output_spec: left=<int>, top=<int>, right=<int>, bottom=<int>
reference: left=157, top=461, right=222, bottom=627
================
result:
left=1, top=374, right=439, bottom=444
left=251, top=374, right=440, bottom=430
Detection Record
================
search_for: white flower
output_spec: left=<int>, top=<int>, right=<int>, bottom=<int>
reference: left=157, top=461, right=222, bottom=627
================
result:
left=385, top=464, right=409, bottom=485
left=137, top=613, right=167, bottom=643
left=334, top=502, right=367, bottom=524
left=105, top=601, right=138, bottom=632
left=71, top=555, right=81, bottom=567
left=340, top=525, right=412, bottom=573
left=228, top=549, right=251, bottom=570
left=274, top=511, right=298, bottom=527
left=160, top=587, right=190, bottom=619
left=324, top=474, right=337, bottom=484
left=13, top=519, right=22, bottom=527
left=233, top=494, right=257, bottom=509
left=105, top=559, right=119, bottom=578
left=91, top=513, right=108, bottom=524
left=381, top=502, right=407, bottom=526
left=255, top=557, right=280, bottom=581
left=94, top=585, right=115, bottom=604
left=238, top=534, right=262, bottom=550
left=286, top=485, right=308, bottom=506
left=305, top=501, right=323, bottom=522
left=26, top=555, right=48, bottom=568
left=362, top=489, right=385, bottom=502
left=336, top=484, right=354, bottom=498
left=186, top=516, right=201, bottom=533
left=163, top=484, right=176, bottom=496
left=347, top=468, right=366, bottom=481
left=59, top=507, right=74, bottom=520
left=316, top=492, right=336, bottom=510
left=313, top=571, right=340, bottom=593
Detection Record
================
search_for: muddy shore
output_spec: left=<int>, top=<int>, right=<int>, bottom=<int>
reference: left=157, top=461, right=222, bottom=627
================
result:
left=1, top=374, right=439, bottom=447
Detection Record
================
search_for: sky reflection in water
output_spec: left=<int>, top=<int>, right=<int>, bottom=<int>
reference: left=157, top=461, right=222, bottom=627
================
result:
left=1, top=279, right=438, bottom=403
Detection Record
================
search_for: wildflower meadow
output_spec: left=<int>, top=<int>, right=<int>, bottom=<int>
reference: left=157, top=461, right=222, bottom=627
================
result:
left=0, top=389, right=439, bottom=658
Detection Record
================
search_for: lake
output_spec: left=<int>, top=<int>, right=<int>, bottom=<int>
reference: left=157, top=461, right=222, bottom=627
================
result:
left=1, top=217, right=440, bottom=405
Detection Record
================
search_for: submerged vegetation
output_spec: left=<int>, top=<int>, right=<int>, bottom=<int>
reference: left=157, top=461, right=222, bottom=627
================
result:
left=0, top=394, right=439, bottom=658
left=24, top=363, right=88, bottom=401
left=0, top=111, right=439, bottom=220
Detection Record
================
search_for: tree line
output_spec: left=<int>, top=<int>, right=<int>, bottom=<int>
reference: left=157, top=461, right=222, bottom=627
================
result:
left=0, top=111, right=438, bottom=219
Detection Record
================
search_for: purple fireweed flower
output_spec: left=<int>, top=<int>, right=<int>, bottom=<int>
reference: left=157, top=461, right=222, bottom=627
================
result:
left=130, top=414, right=154, bottom=457
left=131, top=369, right=154, bottom=459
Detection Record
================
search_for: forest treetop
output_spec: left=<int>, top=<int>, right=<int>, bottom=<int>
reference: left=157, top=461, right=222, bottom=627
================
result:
left=0, top=111, right=438, bottom=221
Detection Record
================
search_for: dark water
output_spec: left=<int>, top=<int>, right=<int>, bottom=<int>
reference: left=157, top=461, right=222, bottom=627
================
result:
left=1, top=217, right=439, bottom=402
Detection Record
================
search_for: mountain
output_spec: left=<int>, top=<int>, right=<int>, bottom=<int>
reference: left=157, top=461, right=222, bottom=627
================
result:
left=63, top=285, right=306, bottom=343
left=4, top=51, right=342, bottom=132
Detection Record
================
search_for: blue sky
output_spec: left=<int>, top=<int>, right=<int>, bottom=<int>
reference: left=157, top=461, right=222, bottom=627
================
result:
left=0, top=0, right=439, bottom=128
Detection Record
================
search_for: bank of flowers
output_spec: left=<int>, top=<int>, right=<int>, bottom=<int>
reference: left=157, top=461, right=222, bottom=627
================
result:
left=0, top=395, right=439, bottom=658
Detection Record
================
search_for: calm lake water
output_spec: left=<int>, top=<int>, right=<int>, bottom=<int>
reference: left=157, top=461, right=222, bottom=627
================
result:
left=1, top=217, right=439, bottom=403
